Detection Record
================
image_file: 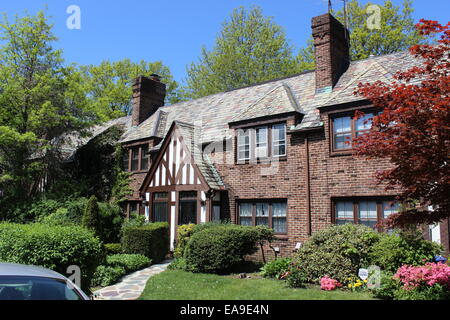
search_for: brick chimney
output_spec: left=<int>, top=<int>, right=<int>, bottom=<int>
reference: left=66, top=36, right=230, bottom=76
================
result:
left=131, top=74, right=166, bottom=126
left=312, top=13, right=350, bottom=94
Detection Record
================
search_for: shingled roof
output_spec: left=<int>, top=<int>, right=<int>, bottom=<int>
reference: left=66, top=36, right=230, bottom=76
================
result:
left=119, top=50, right=419, bottom=146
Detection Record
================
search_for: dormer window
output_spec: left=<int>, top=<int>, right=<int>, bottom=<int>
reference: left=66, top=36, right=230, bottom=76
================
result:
left=236, top=123, right=287, bottom=163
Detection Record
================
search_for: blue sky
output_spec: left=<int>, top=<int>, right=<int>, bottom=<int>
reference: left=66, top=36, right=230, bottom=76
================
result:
left=1, top=0, right=449, bottom=84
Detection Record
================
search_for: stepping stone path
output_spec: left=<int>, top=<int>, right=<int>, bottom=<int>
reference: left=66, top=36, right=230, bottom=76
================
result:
left=93, top=260, right=172, bottom=300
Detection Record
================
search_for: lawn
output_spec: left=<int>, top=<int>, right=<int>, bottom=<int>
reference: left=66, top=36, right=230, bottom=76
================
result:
left=139, top=270, right=376, bottom=300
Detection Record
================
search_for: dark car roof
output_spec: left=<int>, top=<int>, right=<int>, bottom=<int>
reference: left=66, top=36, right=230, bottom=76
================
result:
left=0, top=263, right=66, bottom=280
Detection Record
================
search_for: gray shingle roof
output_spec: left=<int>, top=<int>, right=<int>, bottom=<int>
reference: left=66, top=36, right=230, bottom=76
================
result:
left=174, top=121, right=224, bottom=189
left=119, top=50, right=419, bottom=144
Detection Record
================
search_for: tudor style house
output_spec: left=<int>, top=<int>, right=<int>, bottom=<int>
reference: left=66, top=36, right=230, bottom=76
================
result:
left=103, top=13, right=447, bottom=255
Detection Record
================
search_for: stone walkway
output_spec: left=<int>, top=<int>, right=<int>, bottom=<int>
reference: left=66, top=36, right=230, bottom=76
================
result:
left=93, top=260, right=172, bottom=300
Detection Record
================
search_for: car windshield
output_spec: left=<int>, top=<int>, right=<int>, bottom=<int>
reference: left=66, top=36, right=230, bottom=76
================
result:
left=0, top=276, right=82, bottom=300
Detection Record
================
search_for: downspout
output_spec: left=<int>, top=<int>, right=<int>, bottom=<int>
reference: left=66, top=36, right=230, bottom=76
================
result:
left=305, top=134, right=312, bottom=236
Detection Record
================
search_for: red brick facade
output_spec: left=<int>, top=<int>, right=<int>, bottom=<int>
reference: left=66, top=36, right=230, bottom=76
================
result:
left=118, top=12, right=448, bottom=259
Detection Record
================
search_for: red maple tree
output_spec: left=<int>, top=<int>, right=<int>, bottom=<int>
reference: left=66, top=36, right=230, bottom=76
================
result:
left=354, top=19, right=450, bottom=228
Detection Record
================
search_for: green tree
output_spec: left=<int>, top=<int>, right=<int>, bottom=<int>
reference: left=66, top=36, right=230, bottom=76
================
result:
left=82, top=195, right=101, bottom=235
left=297, top=0, right=423, bottom=66
left=80, top=59, right=181, bottom=120
left=0, top=11, right=95, bottom=219
left=184, top=6, right=300, bottom=99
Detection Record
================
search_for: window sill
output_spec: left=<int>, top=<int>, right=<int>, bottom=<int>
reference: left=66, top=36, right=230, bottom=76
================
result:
left=329, top=149, right=354, bottom=157
left=273, top=234, right=288, bottom=241
left=236, top=156, right=287, bottom=165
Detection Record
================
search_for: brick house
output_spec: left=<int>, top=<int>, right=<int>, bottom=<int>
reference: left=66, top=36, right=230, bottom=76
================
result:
left=105, top=13, right=447, bottom=256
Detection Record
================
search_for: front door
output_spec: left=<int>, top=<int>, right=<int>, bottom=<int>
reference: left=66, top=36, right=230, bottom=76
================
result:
left=178, top=191, right=197, bottom=225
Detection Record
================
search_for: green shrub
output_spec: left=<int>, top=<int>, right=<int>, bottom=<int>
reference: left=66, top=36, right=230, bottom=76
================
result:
left=98, top=202, right=123, bottom=243
left=39, top=208, right=78, bottom=226
left=0, top=223, right=104, bottom=292
left=174, top=224, right=196, bottom=258
left=82, top=195, right=102, bottom=236
left=184, top=224, right=273, bottom=274
left=121, top=222, right=169, bottom=263
left=168, top=258, right=188, bottom=271
left=104, top=243, right=122, bottom=255
left=91, top=265, right=126, bottom=287
left=260, top=258, right=293, bottom=279
left=120, top=214, right=146, bottom=238
left=285, top=266, right=309, bottom=288
left=394, top=283, right=450, bottom=300
left=106, top=254, right=151, bottom=273
left=289, top=224, right=381, bottom=284
left=371, top=271, right=401, bottom=300
left=370, top=230, right=443, bottom=273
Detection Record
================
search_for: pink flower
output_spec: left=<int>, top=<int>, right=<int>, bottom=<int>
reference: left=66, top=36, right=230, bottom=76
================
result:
left=320, top=276, right=342, bottom=291
left=394, top=263, right=450, bottom=290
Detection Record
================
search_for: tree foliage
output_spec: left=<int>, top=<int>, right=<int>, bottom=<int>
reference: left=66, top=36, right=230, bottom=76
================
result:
left=297, top=0, right=423, bottom=67
left=82, top=195, right=101, bottom=235
left=184, top=6, right=300, bottom=99
left=354, top=19, right=450, bottom=227
left=80, top=59, right=181, bottom=120
left=0, top=11, right=96, bottom=219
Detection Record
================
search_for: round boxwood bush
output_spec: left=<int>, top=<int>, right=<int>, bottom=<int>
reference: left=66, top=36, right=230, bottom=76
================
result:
left=0, top=223, right=104, bottom=292
left=288, top=224, right=381, bottom=285
left=184, top=224, right=273, bottom=274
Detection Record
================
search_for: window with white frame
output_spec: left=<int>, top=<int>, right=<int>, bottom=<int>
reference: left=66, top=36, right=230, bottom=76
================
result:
left=236, top=123, right=286, bottom=162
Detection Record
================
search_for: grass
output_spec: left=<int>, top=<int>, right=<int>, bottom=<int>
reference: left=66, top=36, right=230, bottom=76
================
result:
left=139, top=270, right=376, bottom=300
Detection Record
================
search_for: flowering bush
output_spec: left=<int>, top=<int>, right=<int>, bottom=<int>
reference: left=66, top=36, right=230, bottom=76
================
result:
left=346, top=277, right=368, bottom=291
left=394, top=263, right=450, bottom=290
left=320, top=276, right=342, bottom=291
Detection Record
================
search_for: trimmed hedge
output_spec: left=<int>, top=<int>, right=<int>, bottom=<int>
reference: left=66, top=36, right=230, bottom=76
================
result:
left=104, top=243, right=122, bottom=255
left=0, top=223, right=104, bottom=292
left=184, top=224, right=273, bottom=274
left=121, top=222, right=169, bottom=263
left=106, top=254, right=151, bottom=273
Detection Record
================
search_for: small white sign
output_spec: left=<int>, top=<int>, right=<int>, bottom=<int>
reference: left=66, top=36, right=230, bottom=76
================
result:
left=358, top=268, right=369, bottom=280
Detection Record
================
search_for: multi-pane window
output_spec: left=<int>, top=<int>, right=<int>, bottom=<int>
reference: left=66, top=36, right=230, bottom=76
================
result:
left=272, top=202, right=287, bottom=233
left=332, top=112, right=374, bottom=151
left=237, top=129, right=251, bottom=161
left=123, top=150, right=129, bottom=171
left=255, top=127, right=268, bottom=159
left=152, top=192, right=168, bottom=222
left=239, top=203, right=253, bottom=226
left=335, top=201, right=354, bottom=225
left=131, top=147, right=139, bottom=172
left=236, top=123, right=287, bottom=162
left=238, top=200, right=287, bottom=234
left=123, top=144, right=151, bottom=172
left=272, top=124, right=287, bottom=157
left=179, top=191, right=197, bottom=225
left=334, top=198, right=400, bottom=230
left=256, top=203, right=269, bottom=226
left=140, top=145, right=150, bottom=171
left=358, top=201, right=377, bottom=228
